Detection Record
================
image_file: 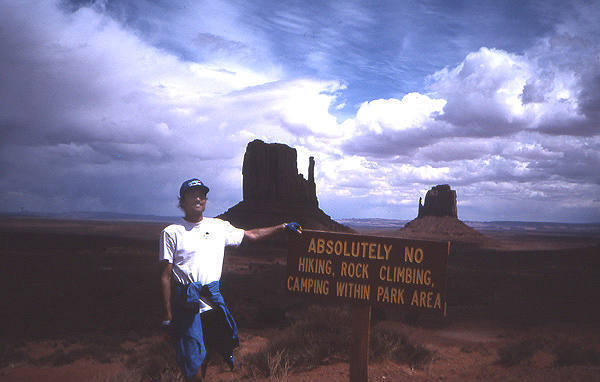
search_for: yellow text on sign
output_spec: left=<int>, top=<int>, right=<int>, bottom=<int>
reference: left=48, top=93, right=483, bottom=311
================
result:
left=287, top=276, right=329, bottom=295
left=297, top=257, right=333, bottom=275
left=307, top=238, right=392, bottom=260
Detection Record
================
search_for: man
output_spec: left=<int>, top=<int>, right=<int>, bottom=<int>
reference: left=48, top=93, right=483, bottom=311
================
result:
left=159, top=178, right=301, bottom=381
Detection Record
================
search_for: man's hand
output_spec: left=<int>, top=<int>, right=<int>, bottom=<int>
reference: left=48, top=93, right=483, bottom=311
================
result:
left=245, top=222, right=301, bottom=241
left=284, top=222, right=302, bottom=234
left=160, top=319, right=172, bottom=340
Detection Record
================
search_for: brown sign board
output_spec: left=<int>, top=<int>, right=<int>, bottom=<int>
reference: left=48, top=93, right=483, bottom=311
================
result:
left=287, top=230, right=450, bottom=316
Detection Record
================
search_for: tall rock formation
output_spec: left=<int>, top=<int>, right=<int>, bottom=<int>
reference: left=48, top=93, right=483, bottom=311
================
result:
left=242, top=140, right=318, bottom=208
left=218, top=140, right=351, bottom=233
left=418, top=184, right=458, bottom=218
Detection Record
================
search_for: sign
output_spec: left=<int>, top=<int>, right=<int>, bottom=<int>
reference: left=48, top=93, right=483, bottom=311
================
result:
left=287, top=230, right=450, bottom=315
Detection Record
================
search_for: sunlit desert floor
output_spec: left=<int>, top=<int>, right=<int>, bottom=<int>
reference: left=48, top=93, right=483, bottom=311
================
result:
left=1, top=217, right=599, bottom=381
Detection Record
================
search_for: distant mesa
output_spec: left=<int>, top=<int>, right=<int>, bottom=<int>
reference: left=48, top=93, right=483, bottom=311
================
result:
left=218, top=139, right=351, bottom=233
left=398, top=184, right=487, bottom=244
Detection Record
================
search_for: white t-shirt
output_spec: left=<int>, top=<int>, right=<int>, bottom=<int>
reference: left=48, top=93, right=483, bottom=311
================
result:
left=159, top=218, right=245, bottom=286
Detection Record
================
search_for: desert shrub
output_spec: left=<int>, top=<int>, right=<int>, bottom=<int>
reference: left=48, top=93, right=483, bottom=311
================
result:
left=0, top=343, right=29, bottom=368
left=370, top=326, right=432, bottom=368
left=35, top=349, right=80, bottom=366
left=91, top=368, right=140, bottom=382
left=125, top=337, right=184, bottom=381
left=553, top=342, right=600, bottom=366
left=91, top=366, right=183, bottom=382
left=497, top=338, right=543, bottom=366
left=82, top=342, right=115, bottom=364
left=244, top=349, right=292, bottom=381
left=33, top=334, right=133, bottom=366
left=242, top=306, right=435, bottom=378
left=267, top=349, right=292, bottom=381
left=242, top=305, right=352, bottom=378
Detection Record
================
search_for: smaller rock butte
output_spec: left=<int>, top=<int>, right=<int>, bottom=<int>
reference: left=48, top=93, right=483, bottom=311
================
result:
left=218, top=139, right=351, bottom=233
left=399, top=184, right=487, bottom=244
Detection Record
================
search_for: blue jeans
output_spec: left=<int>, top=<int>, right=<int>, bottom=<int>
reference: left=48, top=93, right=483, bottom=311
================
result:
left=171, top=280, right=239, bottom=379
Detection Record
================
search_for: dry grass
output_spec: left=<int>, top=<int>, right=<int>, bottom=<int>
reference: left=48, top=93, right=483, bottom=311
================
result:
left=91, top=367, right=184, bottom=382
left=496, top=337, right=544, bottom=366
left=0, top=342, right=29, bottom=368
left=242, top=305, right=352, bottom=378
left=241, top=305, right=433, bottom=378
left=267, top=349, right=292, bottom=381
left=553, top=341, right=600, bottom=366
left=370, top=326, right=432, bottom=368
left=496, top=337, right=600, bottom=368
left=124, top=336, right=184, bottom=381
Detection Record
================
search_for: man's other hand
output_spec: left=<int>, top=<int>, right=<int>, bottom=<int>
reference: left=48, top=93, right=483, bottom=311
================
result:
left=284, top=222, right=302, bottom=234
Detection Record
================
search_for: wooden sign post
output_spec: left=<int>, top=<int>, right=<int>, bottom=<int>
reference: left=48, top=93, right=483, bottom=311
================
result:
left=350, top=304, right=371, bottom=382
left=287, top=230, right=450, bottom=381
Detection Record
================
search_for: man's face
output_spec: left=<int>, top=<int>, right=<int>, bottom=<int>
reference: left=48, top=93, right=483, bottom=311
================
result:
left=181, top=188, right=207, bottom=216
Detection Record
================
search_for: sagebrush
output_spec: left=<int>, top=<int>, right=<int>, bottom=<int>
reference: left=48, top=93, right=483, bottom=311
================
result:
left=242, top=305, right=432, bottom=378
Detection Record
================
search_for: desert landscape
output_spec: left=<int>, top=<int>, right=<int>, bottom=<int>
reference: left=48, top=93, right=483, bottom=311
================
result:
left=1, top=214, right=599, bottom=381
left=3, top=1, right=600, bottom=380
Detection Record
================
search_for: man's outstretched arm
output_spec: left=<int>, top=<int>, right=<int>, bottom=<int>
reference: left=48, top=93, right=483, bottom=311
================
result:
left=244, top=222, right=302, bottom=242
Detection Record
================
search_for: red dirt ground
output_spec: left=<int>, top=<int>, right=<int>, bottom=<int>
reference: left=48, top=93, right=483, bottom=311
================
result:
left=1, top=217, right=599, bottom=381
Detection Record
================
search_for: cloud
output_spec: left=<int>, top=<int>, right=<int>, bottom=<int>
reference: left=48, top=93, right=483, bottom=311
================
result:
left=340, top=93, right=448, bottom=157
left=334, top=34, right=599, bottom=212
left=0, top=0, right=350, bottom=217
left=428, top=48, right=533, bottom=137
left=415, top=138, right=499, bottom=162
left=1, top=0, right=598, bottom=222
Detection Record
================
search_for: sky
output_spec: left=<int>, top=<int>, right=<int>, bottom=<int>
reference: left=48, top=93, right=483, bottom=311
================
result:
left=1, top=0, right=599, bottom=223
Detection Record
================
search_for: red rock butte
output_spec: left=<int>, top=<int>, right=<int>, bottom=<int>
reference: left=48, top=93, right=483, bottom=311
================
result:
left=398, top=184, right=487, bottom=244
left=218, top=140, right=351, bottom=233
left=418, top=184, right=457, bottom=218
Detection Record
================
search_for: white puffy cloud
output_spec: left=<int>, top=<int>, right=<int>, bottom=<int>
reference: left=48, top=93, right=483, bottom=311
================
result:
left=341, top=93, right=449, bottom=157
left=1, top=0, right=598, bottom=222
left=429, top=48, right=534, bottom=136
left=354, top=93, right=446, bottom=134
left=0, top=0, right=344, bottom=216
left=319, top=33, right=599, bottom=221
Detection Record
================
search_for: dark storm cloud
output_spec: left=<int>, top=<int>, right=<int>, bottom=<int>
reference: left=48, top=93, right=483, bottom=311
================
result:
left=415, top=139, right=499, bottom=162
left=529, top=149, right=600, bottom=185
left=0, top=1, right=258, bottom=216
left=1, top=0, right=599, bottom=222
left=341, top=121, right=451, bottom=158
left=68, top=0, right=570, bottom=117
left=235, top=0, right=570, bottom=115
left=1, top=3, right=169, bottom=149
left=578, top=73, right=600, bottom=124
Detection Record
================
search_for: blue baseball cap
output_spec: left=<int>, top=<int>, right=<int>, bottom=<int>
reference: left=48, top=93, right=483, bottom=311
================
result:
left=179, top=178, right=209, bottom=197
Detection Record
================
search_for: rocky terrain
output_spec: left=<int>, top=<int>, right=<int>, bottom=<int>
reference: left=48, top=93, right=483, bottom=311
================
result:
left=0, top=216, right=599, bottom=381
